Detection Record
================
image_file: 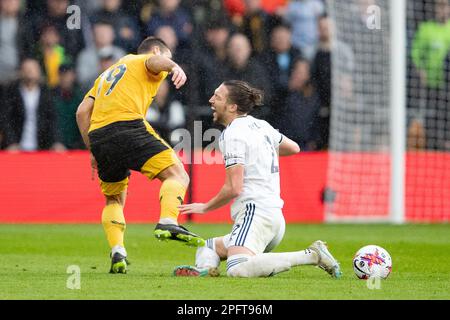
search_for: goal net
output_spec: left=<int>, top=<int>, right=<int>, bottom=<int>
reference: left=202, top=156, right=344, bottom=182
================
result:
left=325, top=0, right=450, bottom=223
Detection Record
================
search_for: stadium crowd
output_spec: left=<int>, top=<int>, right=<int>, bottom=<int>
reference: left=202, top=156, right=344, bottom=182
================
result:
left=0, top=0, right=448, bottom=152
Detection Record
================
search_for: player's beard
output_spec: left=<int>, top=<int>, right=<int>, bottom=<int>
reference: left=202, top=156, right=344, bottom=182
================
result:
left=213, top=111, right=227, bottom=126
left=212, top=111, right=220, bottom=124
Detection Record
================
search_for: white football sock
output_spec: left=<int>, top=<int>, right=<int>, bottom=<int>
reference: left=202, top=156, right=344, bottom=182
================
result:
left=111, top=245, right=127, bottom=257
left=195, top=238, right=220, bottom=269
left=277, top=248, right=318, bottom=266
left=226, top=249, right=318, bottom=278
left=158, top=218, right=177, bottom=225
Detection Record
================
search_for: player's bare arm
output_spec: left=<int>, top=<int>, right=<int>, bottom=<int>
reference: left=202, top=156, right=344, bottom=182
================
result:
left=278, top=136, right=300, bottom=156
left=178, top=165, right=244, bottom=214
left=76, top=97, right=97, bottom=171
left=76, top=96, right=95, bottom=150
left=145, top=54, right=187, bottom=89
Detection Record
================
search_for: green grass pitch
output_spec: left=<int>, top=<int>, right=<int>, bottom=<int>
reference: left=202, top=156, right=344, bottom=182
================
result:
left=0, top=224, right=449, bottom=300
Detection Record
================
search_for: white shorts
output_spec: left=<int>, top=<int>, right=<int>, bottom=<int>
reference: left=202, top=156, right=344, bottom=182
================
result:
left=222, top=202, right=285, bottom=255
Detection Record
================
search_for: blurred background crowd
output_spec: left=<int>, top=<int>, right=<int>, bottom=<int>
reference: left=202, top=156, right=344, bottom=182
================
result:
left=0, top=0, right=448, bottom=152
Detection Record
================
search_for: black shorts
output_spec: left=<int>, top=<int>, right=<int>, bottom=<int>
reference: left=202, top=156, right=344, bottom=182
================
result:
left=89, top=120, right=169, bottom=183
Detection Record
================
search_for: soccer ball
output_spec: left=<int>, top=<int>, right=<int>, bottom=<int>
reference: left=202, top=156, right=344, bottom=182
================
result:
left=353, top=245, right=392, bottom=280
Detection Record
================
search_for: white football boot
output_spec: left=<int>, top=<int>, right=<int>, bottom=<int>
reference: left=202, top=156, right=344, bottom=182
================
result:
left=309, top=240, right=342, bottom=279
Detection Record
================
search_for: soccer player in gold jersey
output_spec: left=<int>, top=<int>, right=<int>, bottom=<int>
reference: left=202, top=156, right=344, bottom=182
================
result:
left=76, top=37, right=204, bottom=274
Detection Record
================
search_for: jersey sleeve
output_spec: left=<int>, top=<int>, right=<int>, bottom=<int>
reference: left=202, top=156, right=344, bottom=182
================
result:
left=263, top=120, right=283, bottom=147
left=273, top=129, right=284, bottom=148
left=221, top=132, right=247, bottom=169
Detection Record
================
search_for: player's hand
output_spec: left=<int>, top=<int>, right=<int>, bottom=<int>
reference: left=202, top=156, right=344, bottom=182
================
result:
left=178, top=203, right=207, bottom=215
left=90, top=152, right=97, bottom=180
left=170, top=65, right=187, bottom=89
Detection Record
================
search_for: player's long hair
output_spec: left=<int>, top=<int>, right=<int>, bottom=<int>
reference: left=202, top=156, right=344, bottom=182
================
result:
left=223, top=80, right=264, bottom=114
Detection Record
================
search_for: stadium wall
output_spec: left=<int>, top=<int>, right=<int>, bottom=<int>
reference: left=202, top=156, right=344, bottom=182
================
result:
left=1, top=151, right=448, bottom=223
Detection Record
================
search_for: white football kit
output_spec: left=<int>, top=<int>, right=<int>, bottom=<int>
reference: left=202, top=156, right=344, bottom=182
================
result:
left=218, top=116, right=286, bottom=255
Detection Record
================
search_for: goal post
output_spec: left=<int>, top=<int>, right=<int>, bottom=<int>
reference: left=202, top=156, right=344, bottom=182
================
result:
left=325, top=0, right=450, bottom=223
left=325, top=0, right=394, bottom=223
left=390, top=0, right=406, bottom=224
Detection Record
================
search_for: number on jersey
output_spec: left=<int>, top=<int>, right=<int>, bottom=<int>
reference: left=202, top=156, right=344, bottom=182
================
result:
left=97, top=64, right=127, bottom=96
left=264, top=135, right=279, bottom=173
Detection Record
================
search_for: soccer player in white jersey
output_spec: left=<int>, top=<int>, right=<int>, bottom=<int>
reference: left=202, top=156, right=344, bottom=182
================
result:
left=175, top=80, right=341, bottom=278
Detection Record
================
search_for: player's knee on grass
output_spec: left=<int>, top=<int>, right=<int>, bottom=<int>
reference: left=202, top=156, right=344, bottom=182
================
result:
left=214, top=237, right=228, bottom=259
left=226, top=254, right=252, bottom=277
left=195, top=243, right=220, bottom=269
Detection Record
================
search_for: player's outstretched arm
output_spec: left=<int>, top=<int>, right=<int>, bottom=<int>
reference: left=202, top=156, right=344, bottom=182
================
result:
left=145, top=55, right=187, bottom=89
left=278, top=136, right=300, bottom=156
left=179, top=165, right=244, bottom=214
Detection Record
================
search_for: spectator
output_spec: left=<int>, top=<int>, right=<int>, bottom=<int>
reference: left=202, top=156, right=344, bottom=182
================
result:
left=280, top=59, right=321, bottom=150
left=311, top=15, right=332, bottom=150
left=333, top=69, right=380, bottom=152
left=412, top=0, right=450, bottom=90
left=154, top=25, right=195, bottom=106
left=311, top=15, right=331, bottom=112
left=0, top=84, right=4, bottom=148
left=282, top=0, right=325, bottom=61
left=0, top=0, right=33, bottom=84
left=189, top=17, right=232, bottom=136
left=193, top=17, right=232, bottom=106
left=181, top=0, right=225, bottom=27
left=223, top=0, right=246, bottom=26
left=225, top=33, right=272, bottom=119
left=76, top=20, right=126, bottom=91
left=91, top=0, right=141, bottom=52
left=98, top=46, right=117, bottom=73
left=326, top=1, right=387, bottom=151
left=411, top=0, right=450, bottom=150
left=154, top=25, right=179, bottom=56
left=31, top=0, right=85, bottom=60
left=259, top=22, right=302, bottom=123
left=24, top=0, right=48, bottom=16
left=118, top=0, right=144, bottom=17
left=446, top=52, right=450, bottom=98
left=3, top=59, right=65, bottom=152
left=260, top=0, right=287, bottom=14
left=145, top=0, right=193, bottom=49
left=0, top=0, right=34, bottom=148
left=146, top=79, right=186, bottom=145
left=445, top=52, right=450, bottom=150
left=73, top=0, right=103, bottom=15
left=240, top=0, right=278, bottom=55
left=53, top=64, right=85, bottom=149
left=35, top=24, right=68, bottom=88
